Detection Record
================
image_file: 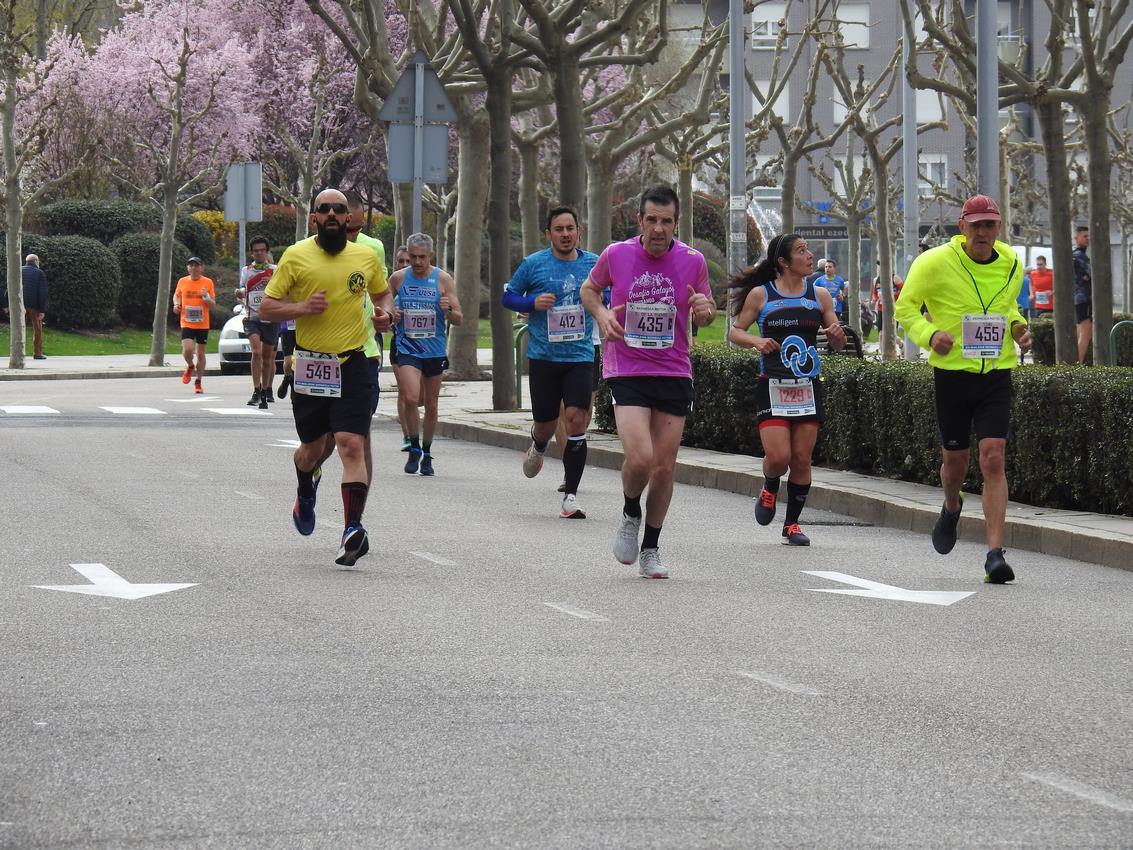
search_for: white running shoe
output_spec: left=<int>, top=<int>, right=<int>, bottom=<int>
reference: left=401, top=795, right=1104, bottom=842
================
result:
left=560, top=494, right=586, bottom=519
left=522, top=441, right=544, bottom=478
left=638, top=547, right=669, bottom=579
left=613, top=513, right=642, bottom=565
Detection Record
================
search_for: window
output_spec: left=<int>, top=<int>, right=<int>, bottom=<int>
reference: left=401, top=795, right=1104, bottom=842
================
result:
left=918, top=154, right=947, bottom=197
left=751, top=2, right=786, bottom=50
left=832, top=97, right=848, bottom=125
left=915, top=89, right=945, bottom=123
left=753, top=80, right=790, bottom=122
left=837, top=3, right=871, bottom=49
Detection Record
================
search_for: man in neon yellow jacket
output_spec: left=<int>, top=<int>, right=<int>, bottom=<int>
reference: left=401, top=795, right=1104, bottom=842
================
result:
left=895, top=194, right=1032, bottom=585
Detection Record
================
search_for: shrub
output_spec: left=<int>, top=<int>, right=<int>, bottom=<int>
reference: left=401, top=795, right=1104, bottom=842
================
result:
left=193, top=210, right=238, bottom=264
left=175, top=212, right=216, bottom=264
left=0, top=234, right=121, bottom=329
left=259, top=204, right=300, bottom=252
left=374, top=214, right=396, bottom=258
left=596, top=348, right=1133, bottom=516
left=35, top=200, right=151, bottom=245
left=112, top=233, right=191, bottom=327
left=1031, top=312, right=1133, bottom=365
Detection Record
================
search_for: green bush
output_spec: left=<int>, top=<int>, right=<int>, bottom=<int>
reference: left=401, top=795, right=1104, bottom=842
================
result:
left=0, top=234, right=121, bottom=329
left=1031, top=312, right=1133, bottom=365
left=112, top=233, right=191, bottom=327
left=375, top=215, right=396, bottom=259
left=34, top=199, right=215, bottom=264
left=595, top=349, right=1133, bottom=516
left=258, top=204, right=300, bottom=253
left=174, top=212, right=215, bottom=264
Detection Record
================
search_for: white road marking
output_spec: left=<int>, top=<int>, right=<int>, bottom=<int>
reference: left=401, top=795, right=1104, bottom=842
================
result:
left=1, top=405, right=59, bottom=414
left=410, top=551, right=456, bottom=566
left=234, top=490, right=264, bottom=500
left=733, top=670, right=823, bottom=695
left=269, top=439, right=302, bottom=448
left=100, top=406, right=166, bottom=415
left=803, top=571, right=975, bottom=606
left=166, top=397, right=222, bottom=402
left=32, top=563, right=197, bottom=600
left=1021, top=772, right=1133, bottom=812
left=543, top=603, right=608, bottom=621
left=202, top=408, right=273, bottom=416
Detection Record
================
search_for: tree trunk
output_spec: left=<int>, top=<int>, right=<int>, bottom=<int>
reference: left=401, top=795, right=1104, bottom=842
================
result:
left=1124, top=232, right=1132, bottom=314
left=780, top=154, right=799, bottom=235
left=585, top=151, right=614, bottom=253
left=869, top=149, right=897, bottom=361
left=553, top=51, right=587, bottom=214
left=447, top=110, right=490, bottom=380
left=1082, top=100, right=1114, bottom=364
left=486, top=70, right=516, bottom=410
left=3, top=60, right=25, bottom=368
left=846, top=215, right=863, bottom=336
left=677, top=152, right=693, bottom=245
left=1036, top=99, right=1078, bottom=363
left=148, top=190, right=179, bottom=366
left=517, top=138, right=541, bottom=256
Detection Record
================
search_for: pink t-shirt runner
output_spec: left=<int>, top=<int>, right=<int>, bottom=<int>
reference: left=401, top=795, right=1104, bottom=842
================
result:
left=589, top=236, right=711, bottom=379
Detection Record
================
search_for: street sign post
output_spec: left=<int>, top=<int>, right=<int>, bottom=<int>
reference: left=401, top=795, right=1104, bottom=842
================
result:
left=379, top=50, right=456, bottom=235
left=224, top=162, right=263, bottom=269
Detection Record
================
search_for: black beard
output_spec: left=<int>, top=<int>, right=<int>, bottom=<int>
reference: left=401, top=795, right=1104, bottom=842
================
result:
left=316, top=225, right=348, bottom=255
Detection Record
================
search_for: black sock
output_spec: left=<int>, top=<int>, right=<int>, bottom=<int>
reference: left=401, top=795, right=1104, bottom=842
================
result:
left=409, top=434, right=420, bottom=450
left=623, top=494, right=642, bottom=518
left=422, top=440, right=432, bottom=454
left=563, top=434, right=587, bottom=495
left=784, top=481, right=810, bottom=526
left=764, top=475, right=782, bottom=494
left=642, top=523, right=661, bottom=550
left=342, top=482, right=368, bottom=526
left=531, top=427, right=549, bottom=454
left=296, top=465, right=315, bottom=498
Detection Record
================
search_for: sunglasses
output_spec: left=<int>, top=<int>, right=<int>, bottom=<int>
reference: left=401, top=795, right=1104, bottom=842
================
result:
left=315, top=202, right=348, bottom=214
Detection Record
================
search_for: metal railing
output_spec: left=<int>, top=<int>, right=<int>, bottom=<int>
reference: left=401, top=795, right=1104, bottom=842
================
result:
left=513, top=321, right=528, bottom=408
left=1109, top=319, right=1133, bottom=366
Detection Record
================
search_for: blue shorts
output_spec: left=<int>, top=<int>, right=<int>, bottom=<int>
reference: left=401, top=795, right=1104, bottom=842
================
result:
left=397, top=353, right=447, bottom=378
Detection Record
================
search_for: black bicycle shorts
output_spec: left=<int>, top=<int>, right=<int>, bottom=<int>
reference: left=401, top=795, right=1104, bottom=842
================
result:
left=291, top=351, right=373, bottom=443
left=1075, top=300, right=1093, bottom=323
left=528, top=358, right=594, bottom=423
left=606, top=375, right=695, bottom=418
left=933, top=367, right=1013, bottom=451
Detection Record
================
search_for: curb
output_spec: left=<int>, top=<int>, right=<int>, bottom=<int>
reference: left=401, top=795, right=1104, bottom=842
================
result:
left=0, top=367, right=225, bottom=382
left=425, top=415, right=1133, bottom=574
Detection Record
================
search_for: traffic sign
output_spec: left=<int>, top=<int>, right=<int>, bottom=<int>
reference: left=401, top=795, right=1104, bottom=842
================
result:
left=378, top=50, right=456, bottom=123
left=223, top=162, right=263, bottom=222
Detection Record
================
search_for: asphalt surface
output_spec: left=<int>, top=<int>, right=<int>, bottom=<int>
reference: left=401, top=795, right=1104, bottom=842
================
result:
left=1, top=376, right=1131, bottom=848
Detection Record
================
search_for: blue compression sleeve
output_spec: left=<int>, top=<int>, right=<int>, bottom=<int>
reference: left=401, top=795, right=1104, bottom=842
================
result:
left=502, top=289, right=537, bottom=313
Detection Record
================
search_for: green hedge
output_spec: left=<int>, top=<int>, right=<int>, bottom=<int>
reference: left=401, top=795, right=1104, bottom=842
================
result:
left=1031, top=312, right=1133, bottom=365
left=35, top=200, right=215, bottom=264
left=112, top=233, right=191, bottom=327
left=0, top=234, right=121, bottom=329
left=594, top=347, right=1133, bottom=516
left=259, top=204, right=300, bottom=254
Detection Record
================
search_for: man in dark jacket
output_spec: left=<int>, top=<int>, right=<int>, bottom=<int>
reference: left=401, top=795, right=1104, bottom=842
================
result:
left=22, top=254, right=48, bottom=359
left=1072, top=227, right=1091, bottom=363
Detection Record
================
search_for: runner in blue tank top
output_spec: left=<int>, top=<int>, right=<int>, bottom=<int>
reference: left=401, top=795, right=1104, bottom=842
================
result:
left=729, top=233, right=845, bottom=547
left=503, top=205, right=599, bottom=519
left=389, top=233, right=463, bottom=476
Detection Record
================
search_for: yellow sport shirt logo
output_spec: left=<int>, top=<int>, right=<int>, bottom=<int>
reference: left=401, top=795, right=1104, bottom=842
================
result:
left=348, top=271, right=366, bottom=293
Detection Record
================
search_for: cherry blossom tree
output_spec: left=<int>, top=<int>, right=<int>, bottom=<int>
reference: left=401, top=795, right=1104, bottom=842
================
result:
left=79, top=0, right=254, bottom=365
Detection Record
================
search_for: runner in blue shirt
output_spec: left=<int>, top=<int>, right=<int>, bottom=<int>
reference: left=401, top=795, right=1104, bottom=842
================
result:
left=817, top=259, right=847, bottom=321
left=503, top=206, right=599, bottom=519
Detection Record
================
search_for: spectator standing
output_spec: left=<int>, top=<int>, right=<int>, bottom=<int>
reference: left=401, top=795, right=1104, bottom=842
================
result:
left=1072, top=227, right=1092, bottom=362
left=1029, top=255, right=1053, bottom=316
left=21, top=254, right=48, bottom=359
left=817, top=259, right=847, bottom=322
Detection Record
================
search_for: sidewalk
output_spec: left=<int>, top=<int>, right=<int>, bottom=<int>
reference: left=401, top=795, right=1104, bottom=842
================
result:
left=3, top=353, right=1130, bottom=572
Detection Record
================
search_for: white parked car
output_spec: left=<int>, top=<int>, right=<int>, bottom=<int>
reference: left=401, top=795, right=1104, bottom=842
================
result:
left=218, top=303, right=285, bottom=374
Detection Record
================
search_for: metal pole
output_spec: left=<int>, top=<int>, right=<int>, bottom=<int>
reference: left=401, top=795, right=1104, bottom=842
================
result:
left=238, top=220, right=246, bottom=271
left=412, top=56, right=425, bottom=235
left=726, top=0, right=746, bottom=338
left=976, top=0, right=999, bottom=195
left=902, top=37, right=920, bottom=360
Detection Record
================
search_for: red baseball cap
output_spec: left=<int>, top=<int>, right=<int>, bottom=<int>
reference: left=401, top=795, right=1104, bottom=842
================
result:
left=960, top=194, right=1001, bottom=222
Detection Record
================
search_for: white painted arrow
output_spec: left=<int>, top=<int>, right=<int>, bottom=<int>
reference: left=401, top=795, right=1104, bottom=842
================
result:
left=802, top=571, right=974, bottom=607
left=32, top=563, right=197, bottom=600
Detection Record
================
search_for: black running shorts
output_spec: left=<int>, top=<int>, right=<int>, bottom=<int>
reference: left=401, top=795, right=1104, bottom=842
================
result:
left=1075, top=299, right=1093, bottom=323
left=397, top=354, right=447, bottom=378
left=933, top=367, right=1013, bottom=451
left=291, top=351, right=373, bottom=443
left=606, top=376, right=695, bottom=418
left=281, top=328, right=296, bottom=356
left=243, top=319, right=279, bottom=346
left=528, top=358, right=595, bottom=423
left=181, top=328, right=208, bottom=344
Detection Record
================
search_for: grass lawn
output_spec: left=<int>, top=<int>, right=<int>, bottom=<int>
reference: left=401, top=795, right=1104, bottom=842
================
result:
left=0, top=324, right=215, bottom=356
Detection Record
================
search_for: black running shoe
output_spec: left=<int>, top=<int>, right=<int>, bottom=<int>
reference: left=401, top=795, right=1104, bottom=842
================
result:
left=932, top=497, right=963, bottom=554
left=419, top=453, right=435, bottom=476
left=404, top=448, right=422, bottom=474
left=335, top=524, right=370, bottom=566
left=247, top=389, right=260, bottom=406
left=264, top=388, right=275, bottom=403
left=278, top=374, right=292, bottom=398
left=984, top=548, right=1015, bottom=584
left=258, top=394, right=269, bottom=410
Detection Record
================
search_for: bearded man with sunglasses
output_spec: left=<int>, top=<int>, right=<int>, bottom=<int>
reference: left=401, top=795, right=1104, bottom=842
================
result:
left=260, top=188, right=394, bottom=567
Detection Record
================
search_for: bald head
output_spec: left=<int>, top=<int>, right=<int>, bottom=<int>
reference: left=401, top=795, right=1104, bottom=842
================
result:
left=310, top=188, right=349, bottom=254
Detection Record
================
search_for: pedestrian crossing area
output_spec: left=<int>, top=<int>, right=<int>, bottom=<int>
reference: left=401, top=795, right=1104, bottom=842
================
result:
left=1, top=399, right=279, bottom=417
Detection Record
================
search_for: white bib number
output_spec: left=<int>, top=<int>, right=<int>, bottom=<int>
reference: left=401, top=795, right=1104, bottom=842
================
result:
left=549, top=304, right=585, bottom=343
left=184, top=306, right=204, bottom=324
left=625, top=301, right=676, bottom=349
left=294, top=350, right=342, bottom=397
left=403, top=307, right=437, bottom=339
left=1035, top=290, right=1051, bottom=307
left=769, top=377, right=816, bottom=417
left=961, top=314, right=1007, bottom=359
left=248, top=289, right=264, bottom=309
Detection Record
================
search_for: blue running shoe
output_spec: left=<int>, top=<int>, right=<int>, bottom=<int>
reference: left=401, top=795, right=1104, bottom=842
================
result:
left=335, top=524, right=369, bottom=566
left=419, top=452, right=434, bottom=476
left=404, top=447, right=422, bottom=474
left=292, top=465, right=321, bottom=536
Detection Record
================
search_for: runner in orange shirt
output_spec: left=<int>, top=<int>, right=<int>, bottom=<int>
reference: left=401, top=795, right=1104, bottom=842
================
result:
left=172, top=257, right=216, bottom=394
left=1029, top=255, right=1053, bottom=315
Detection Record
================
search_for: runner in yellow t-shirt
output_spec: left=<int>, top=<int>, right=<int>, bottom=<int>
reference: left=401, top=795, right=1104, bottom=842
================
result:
left=172, top=257, right=215, bottom=394
left=259, top=188, right=393, bottom=567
